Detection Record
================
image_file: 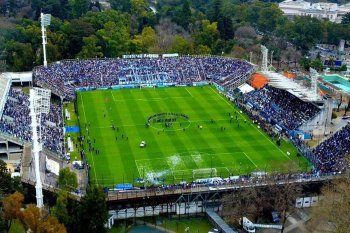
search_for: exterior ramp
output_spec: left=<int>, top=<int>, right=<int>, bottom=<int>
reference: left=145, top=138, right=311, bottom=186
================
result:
left=206, top=209, right=238, bottom=233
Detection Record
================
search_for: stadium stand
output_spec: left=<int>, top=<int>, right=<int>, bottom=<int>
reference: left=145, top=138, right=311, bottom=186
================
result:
left=0, top=88, right=64, bottom=155
left=33, top=56, right=255, bottom=100
left=2, top=56, right=254, bottom=157
left=0, top=74, right=12, bottom=118
left=312, top=124, right=350, bottom=173
left=243, top=85, right=320, bottom=131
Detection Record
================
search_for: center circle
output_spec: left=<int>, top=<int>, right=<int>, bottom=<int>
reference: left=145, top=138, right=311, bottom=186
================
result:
left=147, top=113, right=191, bottom=131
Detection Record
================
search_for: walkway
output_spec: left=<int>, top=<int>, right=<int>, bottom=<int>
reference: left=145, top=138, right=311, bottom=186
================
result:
left=205, top=209, right=237, bottom=233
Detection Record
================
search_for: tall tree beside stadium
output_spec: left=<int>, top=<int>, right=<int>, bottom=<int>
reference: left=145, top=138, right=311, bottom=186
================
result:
left=2, top=192, right=24, bottom=232
left=58, top=167, right=78, bottom=192
left=78, top=186, right=108, bottom=233
left=222, top=177, right=302, bottom=230
left=308, top=178, right=350, bottom=232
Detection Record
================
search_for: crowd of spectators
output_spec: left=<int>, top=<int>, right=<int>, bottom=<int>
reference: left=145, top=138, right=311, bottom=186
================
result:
left=243, top=85, right=320, bottom=131
left=312, top=124, right=350, bottom=173
left=0, top=88, right=64, bottom=155
left=33, top=56, right=255, bottom=100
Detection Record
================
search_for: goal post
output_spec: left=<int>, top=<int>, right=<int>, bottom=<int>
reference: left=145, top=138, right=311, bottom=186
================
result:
left=192, top=168, right=217, bottom=179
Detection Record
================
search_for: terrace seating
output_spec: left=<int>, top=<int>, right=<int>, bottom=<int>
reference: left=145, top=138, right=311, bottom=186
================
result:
left=33, top=57, right=255, bottom=100
left=312, top=124, right=350, bottom=173
left=0, top=88, right=64, bottom=155
left=243, top=85, right=320, bottom=131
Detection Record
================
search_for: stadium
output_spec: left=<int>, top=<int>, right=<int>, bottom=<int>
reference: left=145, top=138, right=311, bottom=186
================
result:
left=0, top=53, right=349, bottom=192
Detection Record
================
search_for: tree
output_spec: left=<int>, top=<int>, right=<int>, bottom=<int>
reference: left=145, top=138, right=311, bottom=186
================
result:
left=337, top=94, right=343, bottom=112
left=155, top=18, right=188, bottom=52
left=193, top=20, right=219, bottom=51
left=310, top=58, right=323, bottom=71
left=39, top=216, right=67, bottom=233
left=344, top=98, right=350, bottom=116
left=299, top=57, right=311, bottom=71
left=222, top=186, right=262, bottom=224
left=4, top=41, right=35, bottom=71
left=308, top=178, right=350, bottom=232
left=341, top=12, right=350, bottom=25
left=60, top=19, right=95, bottom=58
left=140, top=26, right=156, bottom=50
left=58, top=167, right=78, bottom=192
left=266, top=179, right=302, bottom=231
left=21, top=204, right=67, bottom=233
left=78, top=186, right=108, bottom=233
left=97, top=21, right=130, bottom=57
left=21, top=204, right=41, bottom=233
left=180, top=0, right=191, bottom=30
left=0, top=159, right=13, bottom=195
left=72, top=0, right=89, bottom=17
left=2, top=192, right=24, bottom=232
left=51, top=191, right=69, bottom=227
left=109, top=0, right=131, bottom=13
left=77, top=35, right=103, bottom=58
left=196, top=44, right=211, bottom=54
left=170, top=35, right=193, bottom=54
left=222, top=176, right=301, bottom=230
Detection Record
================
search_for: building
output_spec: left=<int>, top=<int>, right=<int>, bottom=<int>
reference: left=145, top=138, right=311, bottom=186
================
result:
left=279, top=0, right=350, bottom=23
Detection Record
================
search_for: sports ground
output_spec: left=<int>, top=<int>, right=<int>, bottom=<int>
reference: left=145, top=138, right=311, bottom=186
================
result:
left=75, top=85, right=309, bottom=186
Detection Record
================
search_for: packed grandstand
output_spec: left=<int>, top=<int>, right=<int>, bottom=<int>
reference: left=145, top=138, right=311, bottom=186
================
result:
left=0, top=56, right=349, bottom=177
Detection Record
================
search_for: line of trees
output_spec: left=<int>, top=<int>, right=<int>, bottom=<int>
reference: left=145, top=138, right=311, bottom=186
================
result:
left=222, top=175, right=350, bottom=232
left=1, top=0, right=350, bottom=71
left=0, top=159, right=108, bottom=233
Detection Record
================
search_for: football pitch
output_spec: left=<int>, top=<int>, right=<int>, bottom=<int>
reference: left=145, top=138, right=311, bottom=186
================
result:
left=76, top=85, right=309, bottom=187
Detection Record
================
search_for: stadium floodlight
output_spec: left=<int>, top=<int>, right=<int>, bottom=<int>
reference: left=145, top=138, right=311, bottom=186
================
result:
left=310, top=68, right=318, bottom=99
left=40, top=13, right=51, bottom=67
left=260, top=45, right=268, bottom=72
left=29, top=87, right=51, bottom=208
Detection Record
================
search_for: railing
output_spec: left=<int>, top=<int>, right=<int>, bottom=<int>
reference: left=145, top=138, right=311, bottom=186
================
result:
left=107, top=172, right=338, bottom=201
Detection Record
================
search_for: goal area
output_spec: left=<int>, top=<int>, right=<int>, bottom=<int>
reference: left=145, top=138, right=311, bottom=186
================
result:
left=192, top=168, right=217, bottom=179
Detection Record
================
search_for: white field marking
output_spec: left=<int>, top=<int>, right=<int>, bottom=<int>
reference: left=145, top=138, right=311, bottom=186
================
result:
left=185, top=87, right=193, bottom=97
left=209, top=86, right=292, bottom=161
left=88, top=117, right=245, bottom=129
left=80, top=93, right=87, bottom=121
left=172, top=167, right=228, bottom=180
left=110, top=90, right=116, bottom=101
left=135, top=151, right=247, bottom=163
left=81, top=93, right=99, bottom=185
left=243, top=152, right=258, bottom=168
left=84, top=95, right=195, bottom=102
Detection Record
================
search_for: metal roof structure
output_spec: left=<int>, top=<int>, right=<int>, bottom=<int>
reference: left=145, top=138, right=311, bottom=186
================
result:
left=262, top=71, right=322, bottom=102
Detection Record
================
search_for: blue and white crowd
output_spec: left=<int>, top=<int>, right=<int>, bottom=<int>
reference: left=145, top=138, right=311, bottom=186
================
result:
left=243, top=85, right=320, bottom=131
left=33, top=57, right=254, bottom=100
left=0, top=88, right=64, bottom=155
left=312, top=124, right=350, bottom=173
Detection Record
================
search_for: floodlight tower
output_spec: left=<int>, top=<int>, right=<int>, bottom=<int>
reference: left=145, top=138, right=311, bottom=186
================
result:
left=40, top=13, right=51, bottom=67
left=29, top=88, right=51, bottom=208
left=310, top=67, right=318, bottom=98
left=261, top=45, right=268, bottom=72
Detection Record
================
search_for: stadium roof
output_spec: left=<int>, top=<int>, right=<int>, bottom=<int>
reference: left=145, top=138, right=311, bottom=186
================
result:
left=262, top=71, right=321, bottom=102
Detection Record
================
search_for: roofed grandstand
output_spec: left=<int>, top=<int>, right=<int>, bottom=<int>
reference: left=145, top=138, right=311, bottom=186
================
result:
left=243, top=85, right=321, bottom=131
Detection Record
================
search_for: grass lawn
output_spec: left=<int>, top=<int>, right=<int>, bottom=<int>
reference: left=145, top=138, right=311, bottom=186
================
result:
left=63, top=102, right=82, bottom=161
left=76, top=85, right=309, bottom=187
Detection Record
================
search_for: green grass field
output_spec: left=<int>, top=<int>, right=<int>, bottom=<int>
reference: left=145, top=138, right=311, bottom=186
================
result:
left=76, top=85, right=308, bottom=187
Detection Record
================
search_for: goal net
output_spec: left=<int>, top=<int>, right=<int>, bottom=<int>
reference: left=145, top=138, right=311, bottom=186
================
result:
left=192, top=168, right=217, bottom=179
